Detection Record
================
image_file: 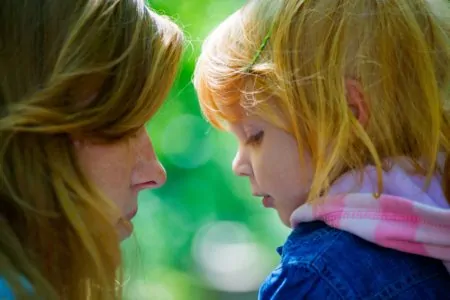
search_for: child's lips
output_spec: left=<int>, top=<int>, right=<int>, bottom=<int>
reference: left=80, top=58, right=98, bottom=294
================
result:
left=252, top=193, right=275, bottom=208
left=262, top=195, right=274, bottom=208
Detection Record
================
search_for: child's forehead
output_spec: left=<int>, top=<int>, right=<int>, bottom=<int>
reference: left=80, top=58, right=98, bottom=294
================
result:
left=228, top=115, right=267, bottom=130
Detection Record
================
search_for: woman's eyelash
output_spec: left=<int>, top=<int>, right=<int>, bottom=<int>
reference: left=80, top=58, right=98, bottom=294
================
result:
left=245, top=131, right=264, bottom=145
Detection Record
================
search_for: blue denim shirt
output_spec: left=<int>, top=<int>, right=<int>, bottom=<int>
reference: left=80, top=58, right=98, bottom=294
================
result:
left=259, top=221, right=450, bottom=300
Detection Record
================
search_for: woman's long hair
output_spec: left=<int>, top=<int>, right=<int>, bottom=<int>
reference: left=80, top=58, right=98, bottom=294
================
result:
left=0, top=0, right=183, bottom=298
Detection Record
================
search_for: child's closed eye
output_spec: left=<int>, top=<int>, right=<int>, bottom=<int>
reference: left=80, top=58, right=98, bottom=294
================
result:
left=245, top=131, right=264, bottom=145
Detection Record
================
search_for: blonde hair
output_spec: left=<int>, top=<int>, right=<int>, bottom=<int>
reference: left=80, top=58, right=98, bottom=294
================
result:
left=0, top=0, right=183, bottom=298
left=194, top=0, right=450, bottom=204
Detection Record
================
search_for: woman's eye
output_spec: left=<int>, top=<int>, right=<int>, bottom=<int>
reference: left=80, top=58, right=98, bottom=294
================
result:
left=245, top=131, right=264, bottom=145
left=128, top=131, right=139, bottom=139
left=126, top=127, right=145, bottom=142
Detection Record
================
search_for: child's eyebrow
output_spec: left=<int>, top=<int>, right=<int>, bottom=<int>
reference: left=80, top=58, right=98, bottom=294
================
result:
left=242, top=119, right=265, bottom=131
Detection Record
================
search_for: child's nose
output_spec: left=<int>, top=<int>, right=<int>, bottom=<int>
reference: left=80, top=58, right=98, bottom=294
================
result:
left=232, top=150, right=252, bottom=177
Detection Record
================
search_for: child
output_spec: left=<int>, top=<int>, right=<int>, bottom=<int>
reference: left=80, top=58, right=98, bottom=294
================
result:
left=0, top=0, right=183, bottom=298
left=194, top=0, right=450, bottom=298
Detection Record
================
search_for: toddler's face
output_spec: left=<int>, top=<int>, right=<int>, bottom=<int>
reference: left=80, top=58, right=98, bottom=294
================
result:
left=228, top=116, right=313, bottom=227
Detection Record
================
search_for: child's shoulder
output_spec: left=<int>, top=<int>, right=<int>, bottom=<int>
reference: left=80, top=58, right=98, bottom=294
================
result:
left=259, top=221, right=450, bottom=300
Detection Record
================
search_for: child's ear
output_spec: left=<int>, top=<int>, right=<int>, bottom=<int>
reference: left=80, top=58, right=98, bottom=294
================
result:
left=345, top=78, right=369, bottom=126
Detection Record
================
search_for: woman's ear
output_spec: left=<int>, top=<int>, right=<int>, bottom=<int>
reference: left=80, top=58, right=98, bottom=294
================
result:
left=345, top=78, right=369, bottom=126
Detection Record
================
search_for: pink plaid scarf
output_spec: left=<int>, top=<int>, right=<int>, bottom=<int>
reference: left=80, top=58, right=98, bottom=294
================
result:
left=290, top=160, right=450, bottom=271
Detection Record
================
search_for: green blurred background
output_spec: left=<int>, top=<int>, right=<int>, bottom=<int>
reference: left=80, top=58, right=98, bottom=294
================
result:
left=121, top=0, right=290, bottom=299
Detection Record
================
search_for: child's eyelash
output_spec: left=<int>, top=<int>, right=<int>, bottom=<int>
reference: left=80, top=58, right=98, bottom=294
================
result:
left=245, top=131, right=264, bottom=145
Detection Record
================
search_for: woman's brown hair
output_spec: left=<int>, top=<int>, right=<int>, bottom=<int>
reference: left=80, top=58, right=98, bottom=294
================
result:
left=0, top=0, right=183, bottom=298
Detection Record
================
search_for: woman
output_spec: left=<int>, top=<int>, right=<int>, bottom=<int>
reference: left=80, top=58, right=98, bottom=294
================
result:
left=0, top=0, right=183, bottom=298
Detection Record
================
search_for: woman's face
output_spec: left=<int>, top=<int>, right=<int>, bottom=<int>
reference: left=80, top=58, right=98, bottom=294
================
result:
left=74, top=126, right=166, bottom=240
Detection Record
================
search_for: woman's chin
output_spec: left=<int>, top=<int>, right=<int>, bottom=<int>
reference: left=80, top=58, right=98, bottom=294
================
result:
left=117, top=218, right=134, bottom=240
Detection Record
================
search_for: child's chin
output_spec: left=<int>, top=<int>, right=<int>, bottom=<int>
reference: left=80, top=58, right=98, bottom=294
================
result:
left=277, top=211, right=292, bottom=228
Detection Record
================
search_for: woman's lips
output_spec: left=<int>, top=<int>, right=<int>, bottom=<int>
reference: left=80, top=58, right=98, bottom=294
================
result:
left=125, top=208, right=138, bottom=220
left=132, top=180, right=157, bottom=193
